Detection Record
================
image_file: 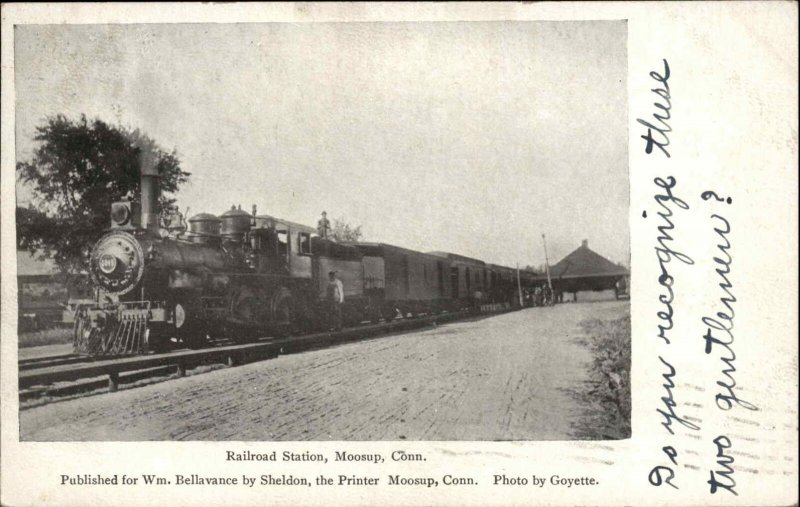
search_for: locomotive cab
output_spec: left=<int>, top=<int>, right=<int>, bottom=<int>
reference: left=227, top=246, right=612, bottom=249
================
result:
left=253, top=215, right=315, bottom=280
left=248, top=225, right=292, bottom=275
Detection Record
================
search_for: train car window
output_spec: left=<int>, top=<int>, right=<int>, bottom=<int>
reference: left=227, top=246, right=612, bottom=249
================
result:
left=277, top=230, right=288, bottom=258
left=298, top=232, right=312, bottom=255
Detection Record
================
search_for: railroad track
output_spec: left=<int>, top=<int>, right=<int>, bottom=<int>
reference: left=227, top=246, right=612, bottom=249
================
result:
left=19, top=304, right=517, bottom=403
left=18, top=336, right=235, bottom=372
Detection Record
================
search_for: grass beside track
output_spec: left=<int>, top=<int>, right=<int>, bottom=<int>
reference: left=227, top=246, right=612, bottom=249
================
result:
left=571, top=313, right=631, bottom=440
left=18, top=327, right=73, bottom=348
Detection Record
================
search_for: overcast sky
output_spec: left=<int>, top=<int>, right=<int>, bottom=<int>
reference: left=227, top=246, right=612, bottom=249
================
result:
left=15, top=21, right=628, bottom=268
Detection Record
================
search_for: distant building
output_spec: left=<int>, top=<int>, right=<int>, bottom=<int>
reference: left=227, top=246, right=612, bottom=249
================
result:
left=17, top=250, right=88, bottom=330
left=17, top=250, right=65, bottom=300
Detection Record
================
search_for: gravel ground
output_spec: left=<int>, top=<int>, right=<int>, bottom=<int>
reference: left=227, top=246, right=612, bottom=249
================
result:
left=20, top=301, right=629, bottom=441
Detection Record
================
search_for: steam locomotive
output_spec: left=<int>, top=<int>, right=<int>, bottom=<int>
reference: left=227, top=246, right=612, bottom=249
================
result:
left=69, top=152, right=542, bottom=356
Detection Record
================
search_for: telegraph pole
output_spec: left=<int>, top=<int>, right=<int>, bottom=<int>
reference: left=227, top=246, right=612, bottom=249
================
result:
left=516, top=263, right=523, bottom=307
left=542, top=234, right=553, bottom=291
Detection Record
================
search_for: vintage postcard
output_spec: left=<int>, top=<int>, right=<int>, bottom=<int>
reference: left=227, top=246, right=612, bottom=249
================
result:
left=1, top=2, right=797, bottom=506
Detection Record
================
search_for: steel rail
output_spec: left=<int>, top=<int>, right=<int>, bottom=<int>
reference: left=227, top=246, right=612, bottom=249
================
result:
left=19, top=353, right=82, bottom=365
left=19, top=355, right=109, bottom=371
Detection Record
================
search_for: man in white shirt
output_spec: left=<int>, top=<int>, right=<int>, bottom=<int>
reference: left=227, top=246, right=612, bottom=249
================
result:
left=326, top=271, right=344, bottom=331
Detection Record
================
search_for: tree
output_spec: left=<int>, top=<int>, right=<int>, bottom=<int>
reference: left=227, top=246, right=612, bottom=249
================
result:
left=16, top=114, right=190, bottom=275
left=329, top=217, right=363, bottom=242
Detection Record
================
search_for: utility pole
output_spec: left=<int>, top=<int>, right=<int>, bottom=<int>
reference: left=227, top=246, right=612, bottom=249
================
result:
left=516, top=263, right=523, bottom=307
left=541, top=234, right=553, bottom=291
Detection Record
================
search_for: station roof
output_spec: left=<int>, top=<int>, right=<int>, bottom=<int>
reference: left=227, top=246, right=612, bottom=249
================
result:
left=549, top=240, right=629, bottom=279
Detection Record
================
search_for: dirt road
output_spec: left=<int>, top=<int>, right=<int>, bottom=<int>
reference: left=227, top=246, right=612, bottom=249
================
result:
left=20, top=301, right=629, bottom=441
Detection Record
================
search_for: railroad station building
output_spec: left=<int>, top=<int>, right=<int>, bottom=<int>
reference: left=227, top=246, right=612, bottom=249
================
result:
left=547, top=240, right=629, bottom=301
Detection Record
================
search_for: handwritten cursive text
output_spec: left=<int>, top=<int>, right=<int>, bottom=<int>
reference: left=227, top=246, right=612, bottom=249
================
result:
left=637, top=59, right=672, bottom=158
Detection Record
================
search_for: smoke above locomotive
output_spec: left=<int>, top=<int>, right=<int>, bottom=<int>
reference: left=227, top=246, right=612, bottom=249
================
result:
left=70, top=148, right=546, bottom=357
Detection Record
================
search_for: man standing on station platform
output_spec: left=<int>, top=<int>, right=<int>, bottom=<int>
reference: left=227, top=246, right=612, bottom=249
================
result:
left=327, top=270, right=344, bottom=331
left=317, top=211, right=331, bottom=239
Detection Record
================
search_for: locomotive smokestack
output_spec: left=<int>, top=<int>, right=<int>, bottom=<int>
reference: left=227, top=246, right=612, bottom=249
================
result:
left=139, top=147, right=161, bottom=233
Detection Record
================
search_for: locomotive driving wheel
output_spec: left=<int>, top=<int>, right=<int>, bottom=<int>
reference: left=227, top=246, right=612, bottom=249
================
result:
left=274, top=298, right=292, bottom=325
left=271, top=288, right=296, bottom=337
left=227, top=287, right=261, bottom=343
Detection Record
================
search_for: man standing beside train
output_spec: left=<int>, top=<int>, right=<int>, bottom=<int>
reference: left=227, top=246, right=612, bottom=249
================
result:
left=327, top=270, right=344, bottom=331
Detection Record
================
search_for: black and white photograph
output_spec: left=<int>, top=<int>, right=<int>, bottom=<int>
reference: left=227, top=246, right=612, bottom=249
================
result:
left=2, top=3, right=798, bottom=507
left=13, top=20, right=630, bottom=442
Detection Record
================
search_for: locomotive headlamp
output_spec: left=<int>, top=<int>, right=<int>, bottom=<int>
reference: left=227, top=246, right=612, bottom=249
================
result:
left=111, top=202, right=131, bottom=225
left=98, top=254, right=118, bottom=274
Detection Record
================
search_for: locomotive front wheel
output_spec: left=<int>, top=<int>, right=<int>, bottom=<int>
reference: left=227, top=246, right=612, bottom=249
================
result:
left=174, top=300, right=211, bottom=350
left=146, top=323, right=174, bottom=353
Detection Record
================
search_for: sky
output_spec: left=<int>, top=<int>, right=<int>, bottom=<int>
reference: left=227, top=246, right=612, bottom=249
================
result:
left=14, top=21, right=628, bottom=268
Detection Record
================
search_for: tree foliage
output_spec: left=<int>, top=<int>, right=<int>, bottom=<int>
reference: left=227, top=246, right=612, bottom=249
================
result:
left=329, top=217, right=363, bottom=242
left=16, top=115, right=190, bottom=274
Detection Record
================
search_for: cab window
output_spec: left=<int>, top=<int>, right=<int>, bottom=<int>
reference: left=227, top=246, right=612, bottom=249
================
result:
left=298, top=232, right=312, bottom=255
left=277, top=230, right=288, bottom=257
